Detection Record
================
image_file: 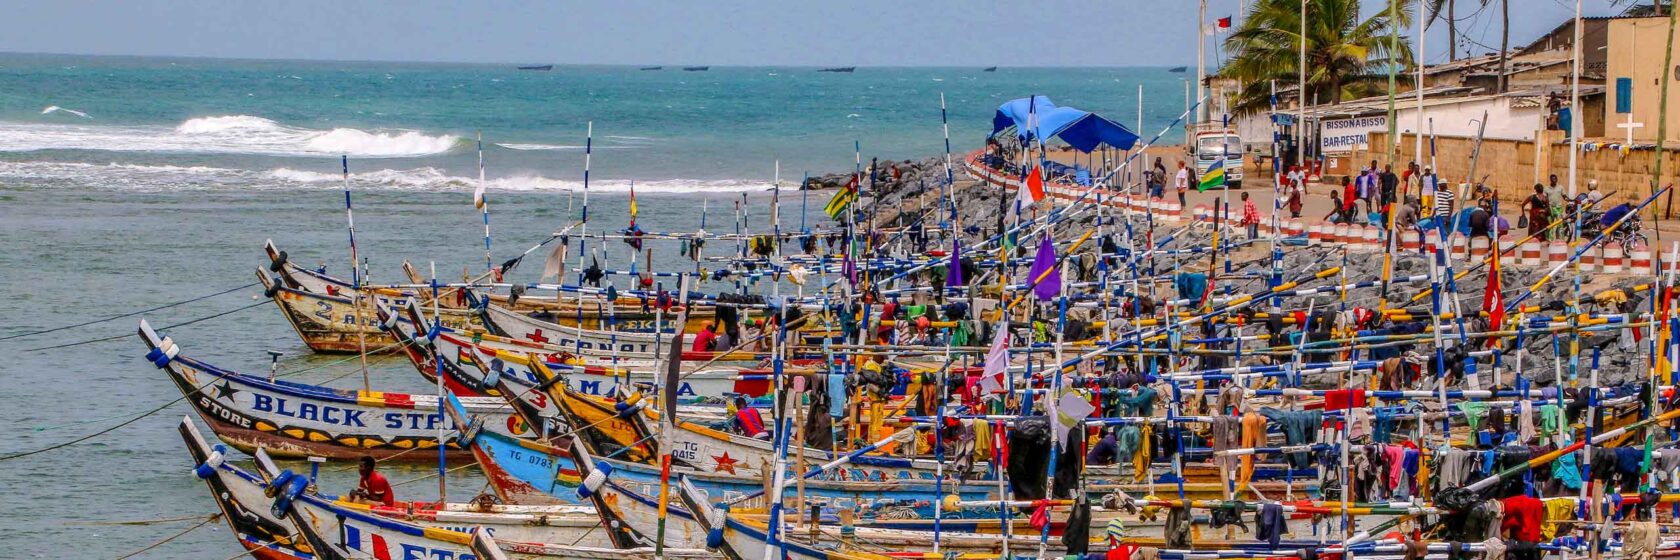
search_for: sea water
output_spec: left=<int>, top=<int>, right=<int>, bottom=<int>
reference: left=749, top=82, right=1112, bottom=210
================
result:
left=0, top=53, right=1190, bottom=557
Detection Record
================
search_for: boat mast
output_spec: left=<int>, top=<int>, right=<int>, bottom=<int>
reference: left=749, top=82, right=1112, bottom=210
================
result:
left=478, top=131, right=493, bottom=272
left=342, top=154, right=371, bottom=391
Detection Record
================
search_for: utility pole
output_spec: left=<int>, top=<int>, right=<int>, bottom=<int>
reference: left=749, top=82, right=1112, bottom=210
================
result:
left=1297, top=0, right=1307, bottom=170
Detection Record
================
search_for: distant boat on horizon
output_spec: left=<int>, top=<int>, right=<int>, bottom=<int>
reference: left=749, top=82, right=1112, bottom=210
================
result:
left=517, top=64, right=553, bottom=71
left=982, top=66, right=998, bottom=72
left=818, top=66, right=856, bottom=73
left=1168, top=66, right=1188, bottom=73
left=640, top=66, right=663, bottom=71
left=682, top=66, right=710, bottom=72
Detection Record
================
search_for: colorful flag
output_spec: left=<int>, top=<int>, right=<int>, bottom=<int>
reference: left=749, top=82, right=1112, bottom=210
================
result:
left=1197, top=159, right=1226, bottom=192
left=1028, top=235, right=1061, bottom=301
left=979, top=327, right=1009, bottom=393
left=1026, top=165, right=1046, bottom=203
left=473, top=181, right=487, bottom=209
left=1217, top=16, right=1232, bottom=29
left=824, top=175, right=859, bottom=220
left=1482, top=231, right=1504, bottom=347
left=627, top=181, right=638, bottom=226
left=945, top=238, right=964, bottom=287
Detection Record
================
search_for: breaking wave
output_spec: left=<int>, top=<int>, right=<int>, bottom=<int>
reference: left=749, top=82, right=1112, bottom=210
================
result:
left=0, top=115, right=463, bottom=158
left=0, top=160, right=772, bottom=194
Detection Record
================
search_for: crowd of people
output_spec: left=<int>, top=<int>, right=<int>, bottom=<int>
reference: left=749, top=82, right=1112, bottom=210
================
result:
left=1266, top=160, right=1641, bottom=246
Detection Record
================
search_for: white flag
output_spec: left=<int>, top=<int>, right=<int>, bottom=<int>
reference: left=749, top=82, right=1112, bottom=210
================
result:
left=979, top=327, right=1010, bottom=393
left=540, top=241, right=567, bottom=281
left=1052, top=388, right=1096, bottom=451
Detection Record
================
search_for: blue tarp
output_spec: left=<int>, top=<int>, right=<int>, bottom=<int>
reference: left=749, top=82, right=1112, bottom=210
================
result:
left=991, top=95, right=1140, bottom=153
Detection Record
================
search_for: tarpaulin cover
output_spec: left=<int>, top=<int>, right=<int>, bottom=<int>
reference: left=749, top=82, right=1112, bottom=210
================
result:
left=992, top=95, right=1140, bottom=153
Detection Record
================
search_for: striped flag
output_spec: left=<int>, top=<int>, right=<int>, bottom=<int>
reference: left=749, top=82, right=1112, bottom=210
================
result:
left=824, top=175, right=859, bottom=220
left=1197, top=159, right=1226, bottom=192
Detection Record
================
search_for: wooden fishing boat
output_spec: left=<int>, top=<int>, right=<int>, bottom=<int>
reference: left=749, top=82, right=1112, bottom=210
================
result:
left=257, top=269, right=484, bottom=354
left=818, top=67, right=856, bottom=73
left=382, top=299, right=762, bottom=401
left=682, top=66, right=709, bottom=71
left=569, top=442, right=1073, bottom=556
left=181, top=417, right=676, bottom=558
left=517, top=64, right=554, bottom=71
left=142, top=319, right=524, bottom=461
left=179, top=419, right=318, bottom=560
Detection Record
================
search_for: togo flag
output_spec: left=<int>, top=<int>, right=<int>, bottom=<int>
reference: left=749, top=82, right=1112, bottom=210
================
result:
left=824, top=175, right=859, bottom=220
left=1197, top=159, right=1226, bottom=192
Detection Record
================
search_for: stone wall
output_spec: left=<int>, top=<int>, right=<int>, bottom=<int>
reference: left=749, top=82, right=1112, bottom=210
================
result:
left=1348, top=130, right=1680, bottom=206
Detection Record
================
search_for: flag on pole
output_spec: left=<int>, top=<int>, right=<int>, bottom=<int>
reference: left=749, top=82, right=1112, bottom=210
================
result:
left=1028, top=235, right=1061, bottom=301
left=824, top=175, right=859, bottom=220
left=1052, top=387, right=1095, bottom=450
left=1482, top=232, right=1505, bottom=348
left=628, top=181, right=639, bottom=226
left=1197, top=159, right=1226, bottom=192
left=979, top=327, right=1009, bottom=393
left=1217, top=16, right=1232, bottom=29
left=473, top=178, right=487, bottom=209
left=945, top=238, right=964, bottom=287
left=1014, top=165, right=1047, bottom=214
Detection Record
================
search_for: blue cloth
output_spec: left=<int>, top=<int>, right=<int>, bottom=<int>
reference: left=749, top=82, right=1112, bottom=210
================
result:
left=991, top=96, right=1140, bottom=153
left=1175, top=272, right=1208, bottom=302
left=1602, top=204, right=1634, bottom=227
left=1558, top=107, right=1573, bottom=138
left=826, top=373, right=847, bottom=417
left=1373, top=409, right=1396, bottom=443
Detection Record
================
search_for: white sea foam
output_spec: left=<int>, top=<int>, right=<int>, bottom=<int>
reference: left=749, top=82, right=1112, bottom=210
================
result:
left=0, top=160, right=771, bottom=194
left=496, top=143, right=585, bottom=151
left=0, top=115, right=462, bottom=158
left=40, top=105, right=92, bottom=119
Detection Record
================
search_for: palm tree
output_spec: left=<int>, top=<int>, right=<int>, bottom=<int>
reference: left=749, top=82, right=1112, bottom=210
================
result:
left=1219, top=0, right=1415, bottom=115
left=1423, top=0, right=1457, bottom=62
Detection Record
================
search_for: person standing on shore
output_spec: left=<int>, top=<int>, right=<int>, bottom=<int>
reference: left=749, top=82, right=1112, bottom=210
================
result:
left=1379, top=165, right=1399, bottom=207
left=1150, top=157, right=1168, bottom=199
left=1287, top=171, right=1305, bottom=218
left=1174, top=160, right=1189, bottom=207
left=1543, top=174, right=1565, bottom=236
left=1341, top=175, right=1358, bottom=218
left=1524, top=184, right=1551, bottom=240
left=1241, top=191, right=1260, bottom=239
left=1420, top=167, right=1438, bottom=210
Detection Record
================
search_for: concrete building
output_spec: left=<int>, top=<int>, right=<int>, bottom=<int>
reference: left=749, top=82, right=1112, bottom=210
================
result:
left=1605, top=16, right=1680, bottom=143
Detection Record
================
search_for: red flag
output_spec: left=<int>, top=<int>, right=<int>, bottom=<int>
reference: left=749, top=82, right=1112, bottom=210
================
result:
left=1026, top=165, right=1046, bottom=203
left=1217, top=16, right=1232, bottom=29
left=1482, top=235, right=1504, bottom=348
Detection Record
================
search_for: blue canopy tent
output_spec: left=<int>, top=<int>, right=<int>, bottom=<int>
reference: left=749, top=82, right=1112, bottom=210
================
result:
left=991, top=95, right=1140, bottom=153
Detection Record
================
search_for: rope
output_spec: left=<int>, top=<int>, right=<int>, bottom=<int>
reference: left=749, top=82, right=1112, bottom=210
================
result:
left=111, top=513, right=220, bottom=560
left=0, top=282, right=256, bottom=341
left=390, top=462, right=477, bottom=487
left=24, top=301, right=269, bottom=352
left=78, top=513, right=220, bottom=526
left=3, top=338, right=413, bottom=460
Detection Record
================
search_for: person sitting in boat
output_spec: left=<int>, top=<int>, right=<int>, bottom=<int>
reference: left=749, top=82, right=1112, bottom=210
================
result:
left=348, top=456, right=395, bottom=507
left=691, top=322, right=718, bottom=352
left=729, top=395, right=770, bottom=439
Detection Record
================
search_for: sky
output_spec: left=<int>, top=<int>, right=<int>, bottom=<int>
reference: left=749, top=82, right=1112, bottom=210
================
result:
left=0, top=0, right=1646, bottom=67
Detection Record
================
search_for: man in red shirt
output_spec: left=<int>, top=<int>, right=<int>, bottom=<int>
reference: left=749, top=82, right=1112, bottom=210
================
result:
left=350, top=455, right=396, bottom=506
left=690, top=322, right=718, bottom=352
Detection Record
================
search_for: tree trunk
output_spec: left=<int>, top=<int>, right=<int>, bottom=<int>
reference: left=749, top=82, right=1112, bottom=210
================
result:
left=1498, top=0, right=1509, bottom=93
left=1448, top=0, right=1457, bottom=62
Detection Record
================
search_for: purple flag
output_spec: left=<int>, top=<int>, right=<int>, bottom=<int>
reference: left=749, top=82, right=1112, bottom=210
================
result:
left=1028, top=235, right=1060, bottom=301
left=945, top=238, right=963, bottom=288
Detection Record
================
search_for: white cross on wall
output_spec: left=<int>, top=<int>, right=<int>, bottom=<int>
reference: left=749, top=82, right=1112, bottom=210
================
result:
left=1618, top=113, right=1646, bottom=145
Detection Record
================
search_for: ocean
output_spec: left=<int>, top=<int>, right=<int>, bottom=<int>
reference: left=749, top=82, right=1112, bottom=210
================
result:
left=0, top=53, right=1190, bottom=557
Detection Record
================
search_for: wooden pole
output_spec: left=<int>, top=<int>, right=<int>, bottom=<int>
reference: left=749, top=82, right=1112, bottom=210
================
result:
left=1653, top=3, right=1680, bottom=219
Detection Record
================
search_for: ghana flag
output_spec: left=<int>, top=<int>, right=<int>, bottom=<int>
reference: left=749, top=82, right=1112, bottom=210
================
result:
left=1197, top=159, right=1226, bottom=192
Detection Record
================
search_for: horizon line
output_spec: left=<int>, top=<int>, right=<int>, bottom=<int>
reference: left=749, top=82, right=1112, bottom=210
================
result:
left=0, top=50, right=1194, bottom=70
